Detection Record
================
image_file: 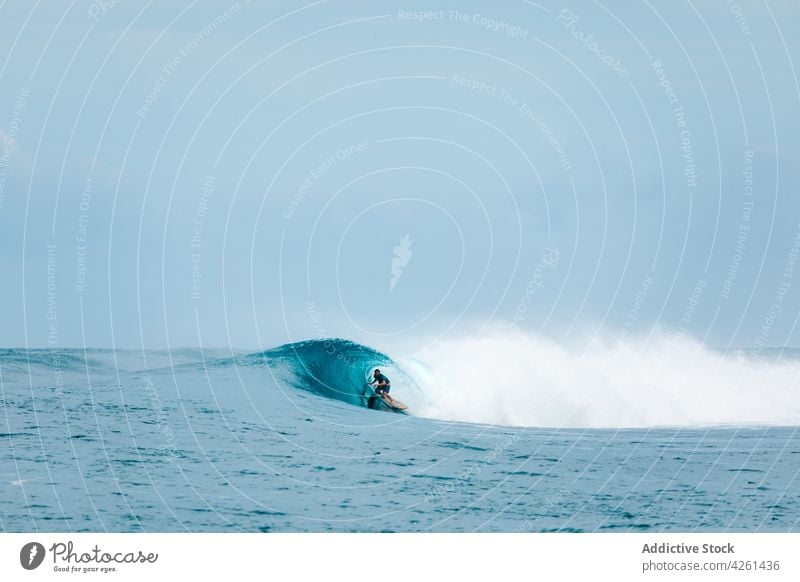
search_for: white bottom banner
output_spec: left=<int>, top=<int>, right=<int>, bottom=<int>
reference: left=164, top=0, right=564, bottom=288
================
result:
left=1, top=533, right=796, bottom=581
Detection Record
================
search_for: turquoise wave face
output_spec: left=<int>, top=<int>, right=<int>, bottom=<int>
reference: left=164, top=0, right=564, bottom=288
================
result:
left=249, top=339, right=398, bottom=408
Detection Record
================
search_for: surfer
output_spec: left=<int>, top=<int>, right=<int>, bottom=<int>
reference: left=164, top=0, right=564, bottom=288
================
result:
left=369, top=369, right=394, bottom=403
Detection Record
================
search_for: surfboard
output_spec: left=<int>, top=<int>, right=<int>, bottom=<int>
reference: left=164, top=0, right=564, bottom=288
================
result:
left=365, top=383, right=408, bottom=412
left=379, top=393, right=408, bottom=411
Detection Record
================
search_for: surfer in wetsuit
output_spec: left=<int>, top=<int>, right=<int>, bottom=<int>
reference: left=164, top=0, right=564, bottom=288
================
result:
left=369, top=369, right=394, bottom=403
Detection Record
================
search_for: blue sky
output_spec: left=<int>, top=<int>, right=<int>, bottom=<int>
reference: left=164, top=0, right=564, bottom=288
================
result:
left=1, top=0, right=799, bottom=350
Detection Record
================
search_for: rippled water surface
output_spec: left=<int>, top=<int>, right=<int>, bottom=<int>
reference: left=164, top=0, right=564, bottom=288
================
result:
left=1, top=348, right=798, bottom=532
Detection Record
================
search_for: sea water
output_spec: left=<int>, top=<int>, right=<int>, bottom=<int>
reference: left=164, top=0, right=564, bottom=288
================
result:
left=0, top=338, right=798, bottom=532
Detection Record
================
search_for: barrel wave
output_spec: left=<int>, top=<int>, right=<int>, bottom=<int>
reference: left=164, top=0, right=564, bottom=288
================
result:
left=248, top=339, right=418, bottom=410
left=245, top=331, right=800, bottom=428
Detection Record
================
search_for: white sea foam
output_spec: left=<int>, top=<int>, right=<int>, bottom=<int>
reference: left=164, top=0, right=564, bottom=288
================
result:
left=405, top=329, right=800, bottom=428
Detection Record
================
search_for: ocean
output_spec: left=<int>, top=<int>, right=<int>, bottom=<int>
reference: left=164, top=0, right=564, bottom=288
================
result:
left=1, top=337, right=798, bottom=532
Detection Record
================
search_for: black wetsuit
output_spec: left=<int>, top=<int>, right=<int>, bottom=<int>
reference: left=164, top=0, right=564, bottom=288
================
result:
left=373, top=373, right=391, bottom=394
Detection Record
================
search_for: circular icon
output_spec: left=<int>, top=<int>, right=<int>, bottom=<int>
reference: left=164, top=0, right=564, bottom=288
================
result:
left=19, top=542, right=46, bottom=570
